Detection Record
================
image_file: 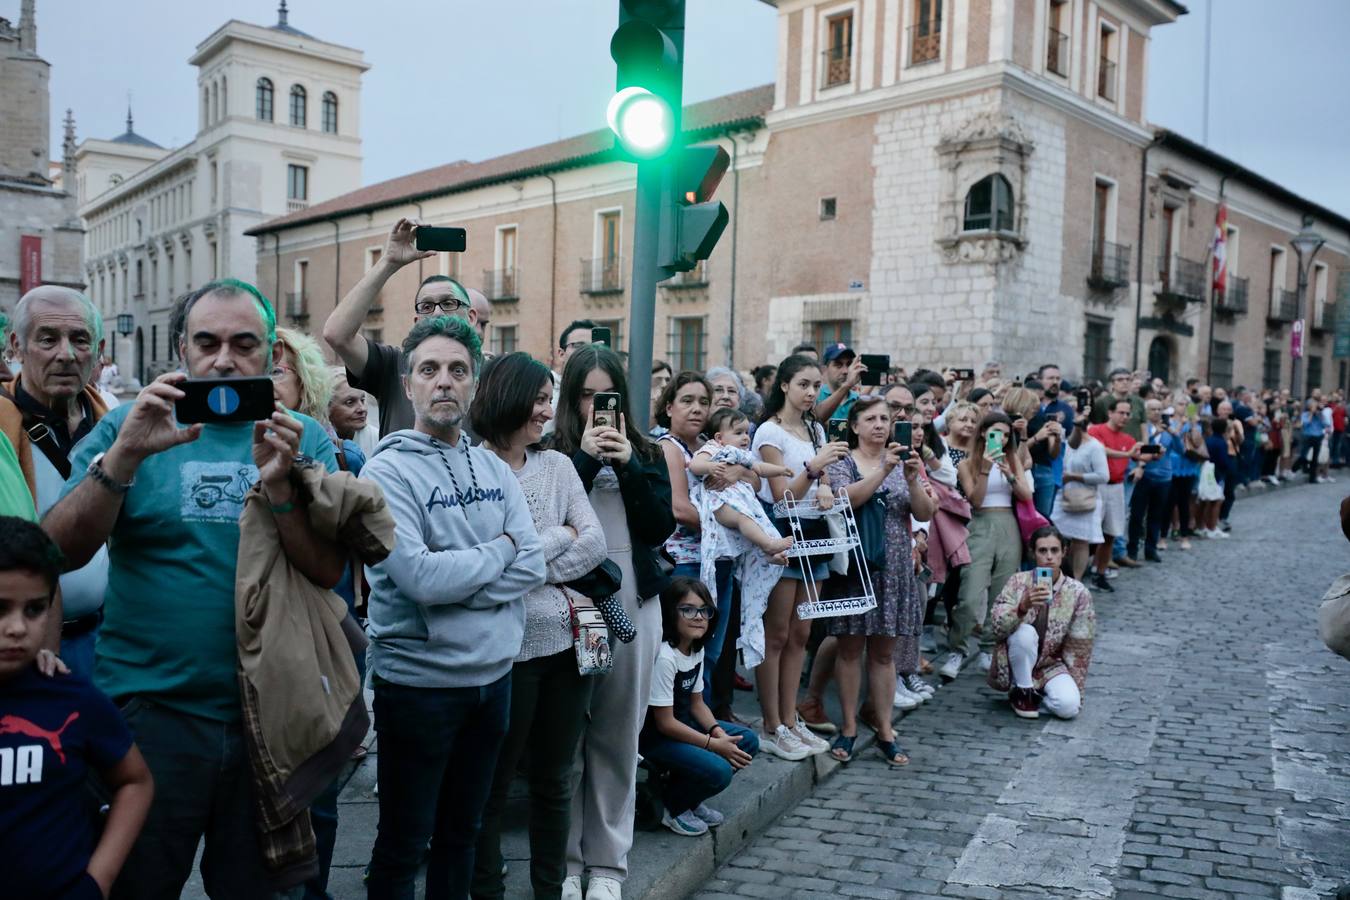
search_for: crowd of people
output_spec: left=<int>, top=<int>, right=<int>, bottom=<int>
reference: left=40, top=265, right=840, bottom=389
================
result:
left=0, top=217, right=1342, bottom=900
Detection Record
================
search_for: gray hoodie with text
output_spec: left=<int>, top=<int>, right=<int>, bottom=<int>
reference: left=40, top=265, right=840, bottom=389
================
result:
left=362, top=429, right=545, bottom=688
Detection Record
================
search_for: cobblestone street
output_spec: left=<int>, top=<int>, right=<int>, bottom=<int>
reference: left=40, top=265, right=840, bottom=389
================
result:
left=694, top=483, right=1350, bottom=900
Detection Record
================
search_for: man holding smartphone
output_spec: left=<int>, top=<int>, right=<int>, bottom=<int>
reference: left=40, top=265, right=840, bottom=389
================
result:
left=817, top=343, right=866, bottom=421
left=1124, top=400, right=1175, bottom=564
left=42, top=279, right=343, bottom=897
left=1086, top=399, right=1149, bottom=589
left=323, top=218, right=489, bottom=436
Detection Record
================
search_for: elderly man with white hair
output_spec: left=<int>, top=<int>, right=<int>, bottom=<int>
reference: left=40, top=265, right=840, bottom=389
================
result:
left=1, top=285, right=113, bottom=678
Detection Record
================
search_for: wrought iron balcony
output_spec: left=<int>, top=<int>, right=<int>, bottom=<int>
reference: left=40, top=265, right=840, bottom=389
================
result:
left=285, top=291, right=309, bottom=321
left=908, top=22, right=942, bottom=66
left=1088, top=241, right=1131, bottom=289
left=1216, top=276, right=1248, bottom=315
left=1314, top=301, right=1337, bottom=332
left=1097, top=57, right=1116, bottom=101
left=1156, top=255, right=1205, bottom=304
left=821, top=46, right=851, bottom=88
left=1267, top=289, right=1298, bottom=324
left=483, top=268, right=519, bottom=302
left=662, top=260, right=709, bottom=290
left=581, top=256, right=624, bottom=294
left=1046, top=27, right=1068, bottom=76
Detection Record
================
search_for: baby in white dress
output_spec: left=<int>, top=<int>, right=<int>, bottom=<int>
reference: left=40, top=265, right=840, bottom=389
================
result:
left=690, top=408, right=794, bottom=562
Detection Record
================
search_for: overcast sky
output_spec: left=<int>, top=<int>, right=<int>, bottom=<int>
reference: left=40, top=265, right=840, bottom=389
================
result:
left=28, top=0, right=1350, bottom=218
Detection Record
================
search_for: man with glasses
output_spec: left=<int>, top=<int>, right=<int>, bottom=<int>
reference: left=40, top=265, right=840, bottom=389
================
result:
left=323, top=217, right=486, bottom=436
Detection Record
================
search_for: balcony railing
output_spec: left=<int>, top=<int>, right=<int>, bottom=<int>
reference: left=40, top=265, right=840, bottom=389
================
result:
left=663, top=261, right=709, bottom=290
left=1097, top=57, right=1116, bottom=101
left=1088, top=241, right=1131, bottom=289
left=908, top=22, right=942, bottom=66
left=1314, top=302, right=1337, bottom=332
left=581, top=256, right=624, bottom=294
left=1268, top=289, right=1298, bottom=323
left=1217, top=276, right=1248, bottom=315
left=285, top=291, right=309, bottom=321
left=1046, top=27, right=1068, bottom=76
left=1156, top=255, right=1206, bottom=303
left=482, top=268, right=520, bottom=302
left=821, top=46, right=851, bottom=87
left=287, top=199, right=308, bottom=212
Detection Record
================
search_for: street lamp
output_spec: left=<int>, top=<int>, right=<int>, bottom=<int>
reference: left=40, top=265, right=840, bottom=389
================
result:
left=113, top=313, right=134, bottom=367
left=1289, top=215, right=1325, bottom=398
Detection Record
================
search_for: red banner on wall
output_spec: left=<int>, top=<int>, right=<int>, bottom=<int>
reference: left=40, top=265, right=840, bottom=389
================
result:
left=19, top=235, right=42, bottom=295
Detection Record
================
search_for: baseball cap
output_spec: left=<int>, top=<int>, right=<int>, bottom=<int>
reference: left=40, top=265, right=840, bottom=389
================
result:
left=822, top=342, right=855, bottom=363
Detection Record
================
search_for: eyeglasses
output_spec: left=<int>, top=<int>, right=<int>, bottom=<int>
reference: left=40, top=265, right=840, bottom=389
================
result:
left=269, top=364, right=296, bottom=381
left=414, top=297, right=467, bottom=316
left=887, top=402, right=916, bottom=414
left=676, top=605, right=713, bottom=621
left=563, top=340, right=590, bottom=352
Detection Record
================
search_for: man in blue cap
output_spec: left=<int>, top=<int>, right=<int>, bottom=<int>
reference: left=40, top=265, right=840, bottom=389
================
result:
left=816, top=342, right=866, bottom=421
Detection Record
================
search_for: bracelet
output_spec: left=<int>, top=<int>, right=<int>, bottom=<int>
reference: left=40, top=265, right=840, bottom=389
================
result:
left=804, top=463, right=822, bottom=481
left=705, top=733, right=712, bottom=749
left=270, top=500, right=296, bottom=515
left=86, top=452, right=134, bottom=495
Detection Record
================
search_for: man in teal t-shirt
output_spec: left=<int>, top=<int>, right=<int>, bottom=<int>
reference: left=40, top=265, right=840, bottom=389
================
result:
left=43, top=279, right=342, bottom=898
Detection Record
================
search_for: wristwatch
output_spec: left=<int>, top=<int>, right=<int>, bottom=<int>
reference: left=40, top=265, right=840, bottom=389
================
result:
left=87, top=452, right=134, bottom=495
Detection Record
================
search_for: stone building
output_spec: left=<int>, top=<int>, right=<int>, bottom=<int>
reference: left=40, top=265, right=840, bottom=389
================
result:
left=247, top=0, right=1349, bottom=391
left=78, top=2, right=367, bottom=381
left=0, top=0, right=85, bottom=316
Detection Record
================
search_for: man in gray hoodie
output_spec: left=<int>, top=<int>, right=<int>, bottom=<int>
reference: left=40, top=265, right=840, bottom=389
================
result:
left=360, top=314, right=545, bottom=900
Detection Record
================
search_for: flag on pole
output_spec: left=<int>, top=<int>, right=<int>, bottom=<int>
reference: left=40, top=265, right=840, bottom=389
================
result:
left=1212, top=203, right=1228, bottom=295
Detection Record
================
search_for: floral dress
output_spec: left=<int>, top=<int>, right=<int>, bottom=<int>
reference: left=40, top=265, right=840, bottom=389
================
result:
left=823, top=456, right=923, bottom=673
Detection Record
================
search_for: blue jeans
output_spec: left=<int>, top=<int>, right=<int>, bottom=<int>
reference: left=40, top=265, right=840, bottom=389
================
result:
left=60, top=627, right=98, bottom=682
left=673, top=560, right=734, bottom=707
left=1031, top=467, right=1057, bottom=520
left=366, top=673, right=511, bottom=900
left=1127, top=477, right=1170, bottom=558
left=640, top=720, right=759, bottom=815
left=1113, top=476, right=1135, bottom=559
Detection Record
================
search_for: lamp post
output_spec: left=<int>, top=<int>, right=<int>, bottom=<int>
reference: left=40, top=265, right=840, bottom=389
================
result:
left=1289, top=215, right=1325, bottom=399
left=115, top=313, right=134, bottom=369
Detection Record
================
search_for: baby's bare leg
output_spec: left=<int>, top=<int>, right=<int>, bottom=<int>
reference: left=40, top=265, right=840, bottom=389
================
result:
left=714, top=504, right=794, bottom=555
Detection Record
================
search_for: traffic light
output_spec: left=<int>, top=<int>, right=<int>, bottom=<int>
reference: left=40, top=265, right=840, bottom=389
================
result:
left=659, top=145, right=730, bottom=273
left=609, top=0, right=684, bottom=158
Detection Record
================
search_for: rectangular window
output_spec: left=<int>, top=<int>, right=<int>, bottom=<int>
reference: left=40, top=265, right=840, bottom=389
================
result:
left=287, top=164, right=308, bottom=201
left=1269, top=247, right=1287, bottom=313
left=1263, top=349, right=1282, bottom=391
left=600, top=211, right=621, bottom=266
left=1083, top=317, right=1112, bottom=381
left=823, top=11, right=853, bottom=87
left=594, top=318, right=625, bottom=354
left=1091, top=180, right=1112, bottom=270
left=497, top=227, right=518, bottom=298
left=1098, top=24, right=1117, bottom=101
left=1313, top=262, right=1330, bottom=327
left=1047, top=0, right=1069, bottom=76
left=820, top=197, right=837, bottom=220
left=669, top=316, right=707, bottom=372
left=1211, top=340, right=1234, bottom=389
left=1308, top=355, right=1324, bottom=391
left=810, top=319, right=853, bottom=348
left=135, top=260, right=144, bottom=296
left=910, top=0, right=943, bottom=65
left=210, top=161, right=218, bottom=206
left=493, top=325, right=519, bottom=356
left=151, top=324, right=158, bottom=362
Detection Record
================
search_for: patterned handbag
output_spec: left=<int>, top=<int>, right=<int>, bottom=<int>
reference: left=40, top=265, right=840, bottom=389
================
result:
left=569, top=596, right=614, bottom=676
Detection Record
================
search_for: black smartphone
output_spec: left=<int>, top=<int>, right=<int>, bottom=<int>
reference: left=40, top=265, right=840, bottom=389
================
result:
left=893, top=420, right=913, bottom=458
left=1140, top=443, right=1164, bottom=456
left=827, top=418, right=850, bottom=444
left=175, top=376, right=276, bottom=425
left=592, top=392, right=621, bottom=431
left=1076, top=389, right=1092, bottom=410
left=860, top=354, right=890, bottom=387
left=591, top=326, right=612, bottom=348
left=952, top=367, right=976, bottom=381
left=414, top=226, right=467, bottom=253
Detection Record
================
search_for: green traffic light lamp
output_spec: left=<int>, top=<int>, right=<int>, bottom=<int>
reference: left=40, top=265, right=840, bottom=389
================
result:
left=607, top=86, right=673, bottom=157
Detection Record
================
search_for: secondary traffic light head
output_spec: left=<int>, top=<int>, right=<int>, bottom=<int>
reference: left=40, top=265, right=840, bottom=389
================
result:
left=659, top=144, right=731, bottom=272
left=609, top=0, right=684, bottom=158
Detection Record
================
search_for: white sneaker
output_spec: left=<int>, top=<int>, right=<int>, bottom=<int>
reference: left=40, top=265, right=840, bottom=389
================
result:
left=762, top=725, right=810, bottom=761
left=920, top=625, right=937, bottom=653
left=586, top=876, right=623, bottom=900
left=562, top=875, right=584, bottom=900
left=693, top=803, right=725, bottom=827
left=1104, top=567, right=1119, bottom=579
left=938, top=651, right=966, bottom=682
left=1213, top=529, right=1231, bottom=539
left=661, top=808, right=708, bottom=836
left=903, top=673, right=935, bottom=698
left=977, top=651, right=992, bottom=673
left=791, top=719, right=829, bottom=754
left=892, top=684, right=922, bottom=709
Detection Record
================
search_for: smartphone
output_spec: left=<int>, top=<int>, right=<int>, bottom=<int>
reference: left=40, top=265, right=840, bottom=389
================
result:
left=985, top=429, right=1005, bottom=459
left=1034, top=567, right=1054, bottom=591
left=1140, top=443, right=1164, bottom=456
left=592, top=392, right=621, bottom=431
left=591, top=326, right=612, bottom=348
left=414, top=226, right=467, bottom=253
left=952, top=367, right=976, bottom=381
left=893, top=421, right=913, bottom=459
left=175, top=376, right=276, bottom=425
left=860, top=353, right=890, bottom=387
left=1077, top=389, right=1092, bottom=411
left=827, top=418, right=850, bottom=444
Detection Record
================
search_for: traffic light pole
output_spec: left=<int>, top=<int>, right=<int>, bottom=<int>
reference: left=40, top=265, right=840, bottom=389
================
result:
left=627, top=159, right=664, bottom=429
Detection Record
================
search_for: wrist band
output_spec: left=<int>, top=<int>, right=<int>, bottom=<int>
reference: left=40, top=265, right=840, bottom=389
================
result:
left=270, top=499, right=296, bottom=515
left=705, top=733, right=712, bottom=749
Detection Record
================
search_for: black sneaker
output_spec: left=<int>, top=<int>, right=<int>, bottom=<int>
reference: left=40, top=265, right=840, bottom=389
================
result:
left=1144, top=552, right=1163, bottom=563
left=1092, top=574, right=1115, bottom=593
left=1010, top=687, right=1041, bottom=719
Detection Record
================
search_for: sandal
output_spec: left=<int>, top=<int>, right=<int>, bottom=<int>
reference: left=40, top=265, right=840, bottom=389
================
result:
left=875, top=739, right=910, bottom=767
left=829, top=733, right=857, bottom=763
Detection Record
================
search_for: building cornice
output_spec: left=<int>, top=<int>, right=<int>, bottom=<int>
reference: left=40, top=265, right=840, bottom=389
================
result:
left=189, top=20, right=368, bottom=71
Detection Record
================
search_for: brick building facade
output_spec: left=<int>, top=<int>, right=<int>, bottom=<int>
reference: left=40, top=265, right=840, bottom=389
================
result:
left=248, top=0, right=1350, bottom=391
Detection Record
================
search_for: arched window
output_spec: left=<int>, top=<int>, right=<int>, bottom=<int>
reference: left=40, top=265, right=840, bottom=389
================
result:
left=220, top=76, right=227, bottom=119
left=962, top=173, right=1014, bottom=232
left=289, top=84, right=307, bottom=128
left=321, top=91, right=338, bottom=134
left=256, top=77, right=274, bottom=121
left=202, top=86, right=210, bottom=124
left=210, top=81, right=219, bottom=123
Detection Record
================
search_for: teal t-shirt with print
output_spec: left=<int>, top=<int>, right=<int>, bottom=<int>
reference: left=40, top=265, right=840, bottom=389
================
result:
left=63, top=403, right=338, bottom=722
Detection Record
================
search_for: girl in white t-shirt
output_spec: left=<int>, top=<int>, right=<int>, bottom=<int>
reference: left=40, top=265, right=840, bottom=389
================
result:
left=639, top=578, right=760, bottom=837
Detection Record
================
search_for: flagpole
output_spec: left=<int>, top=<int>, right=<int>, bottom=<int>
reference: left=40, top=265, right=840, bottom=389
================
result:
left=1207, top=179, right=1228, bottom=383
left=1202, top=0, right=1212, bottom=146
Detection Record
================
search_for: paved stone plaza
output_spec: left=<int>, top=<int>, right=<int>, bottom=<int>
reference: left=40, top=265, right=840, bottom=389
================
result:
left=694, top=482, right=1350, bottom=900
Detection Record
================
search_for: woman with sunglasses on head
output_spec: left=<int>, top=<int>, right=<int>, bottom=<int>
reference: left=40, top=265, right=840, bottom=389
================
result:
left=549, top=346, right=676, bottom=900
left=469, top=352, right=608, bottom=900
left=942, top=411, right=1032, bottom=682
left=822, top=395, right=935, bottom=766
